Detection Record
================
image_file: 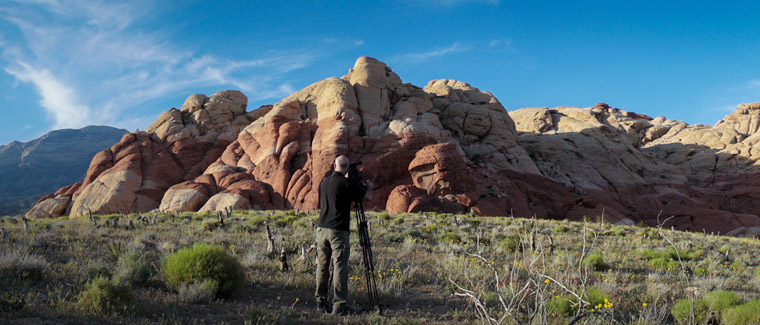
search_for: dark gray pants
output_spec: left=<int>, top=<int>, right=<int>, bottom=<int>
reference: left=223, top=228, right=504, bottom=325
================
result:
left=315, top=227, right=350, bottom=309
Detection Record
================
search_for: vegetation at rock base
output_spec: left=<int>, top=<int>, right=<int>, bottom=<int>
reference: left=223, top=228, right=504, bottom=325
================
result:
left=0, top=210, right=759, bottom=323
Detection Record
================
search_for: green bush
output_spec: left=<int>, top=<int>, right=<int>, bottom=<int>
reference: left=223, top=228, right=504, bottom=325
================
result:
left=499, top=236, right=522, bottom=252
left=649, top=257, right=680, bottom=271
left=423, top=224, right=438, bottom=234
left=552, top=225, right=569, bottom=233
left=403, top=229, right=424, bottom=239
left=480, top=291, right=499, bottom=306
left=177, top=279, right=219, bottom=304
left=466, top=219, right=481, bottom=227
left=163, top=243, right=245, bottom=297
left=77, top=276, right=130, bottom=313
left=440, top=232, right=462, bottom=244
left=671, top=290, right=742, bottom=324
left=584, top=253, right=611, bottom=271
left=114, top=251, right=151, bottom=285
left=671, top=297, right=709, bottom=324
left=722, top=299, right=760, bottom=325
left=639, top=249, right=669, bottom=260
left=201, top=219, right=222, bottom=231
left=755, top=266, right=760, bottom=280
left=383, top=233, right=405, bottom=243
left=0, top=291, right=25, bottom=312
left=547, top=288, right=609, bottom=316
left=667, top=247, right=704, bottom=261
left=393, top=217, right=405, bottom=225
left=376, top=211, right=391, bottom=221
left=730, top=260, right=746, bottom=272
left=247, top=215, right=269, bottom=227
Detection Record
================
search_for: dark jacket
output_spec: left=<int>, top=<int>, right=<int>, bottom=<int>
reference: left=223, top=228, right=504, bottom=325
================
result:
left=317, top=171, right=367, bottom=231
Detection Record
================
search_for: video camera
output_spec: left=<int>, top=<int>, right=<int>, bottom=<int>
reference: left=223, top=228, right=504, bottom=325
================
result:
left=348, top=161, right=363, bottom=183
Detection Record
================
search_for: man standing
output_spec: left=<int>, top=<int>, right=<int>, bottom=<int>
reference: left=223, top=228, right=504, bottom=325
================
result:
left=315, top=155, right=372, bottom=315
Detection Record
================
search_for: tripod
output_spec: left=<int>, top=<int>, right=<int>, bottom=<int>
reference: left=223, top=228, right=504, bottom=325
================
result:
left=354, top=200, right=381, bottom=313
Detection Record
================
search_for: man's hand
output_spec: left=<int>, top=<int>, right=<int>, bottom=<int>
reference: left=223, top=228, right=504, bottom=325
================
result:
left=365, top=180, right=373, bottom=198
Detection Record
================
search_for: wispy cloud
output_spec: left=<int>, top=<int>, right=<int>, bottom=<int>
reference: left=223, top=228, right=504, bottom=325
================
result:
left=5, top=62, right=92, bottom=129
left=488, top=38, right=513, bottom=48
left=0, top=0, right=351, bottom=132
left=398, top=42, right=469, bottom=63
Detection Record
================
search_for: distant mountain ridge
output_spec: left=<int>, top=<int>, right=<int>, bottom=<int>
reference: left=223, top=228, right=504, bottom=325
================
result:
left=0, top=125, right=128, bottom=215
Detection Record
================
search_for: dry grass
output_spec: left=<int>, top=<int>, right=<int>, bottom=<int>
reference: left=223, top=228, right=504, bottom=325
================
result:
left=0, top=210, right=758, bottom=324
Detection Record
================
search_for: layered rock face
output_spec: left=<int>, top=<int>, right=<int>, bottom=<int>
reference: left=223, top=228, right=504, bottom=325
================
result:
left=28, top=90, right=266, bottom=218
left=27, top=57, right=760, bottom=235
left=510, top=103, right=760, bottom=235
left=158, top=57, right=535, bottom=214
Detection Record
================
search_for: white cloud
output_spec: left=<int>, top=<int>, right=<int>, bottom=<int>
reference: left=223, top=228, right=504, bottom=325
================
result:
left=5, top=61, right=92, bottom=129
left=0, top=0, right=329, bottom=132
left=399, top=42, right=468, bottom=62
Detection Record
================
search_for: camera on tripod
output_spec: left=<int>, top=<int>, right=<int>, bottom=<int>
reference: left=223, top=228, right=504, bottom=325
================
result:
left=348, top=160, right=363, bottom=184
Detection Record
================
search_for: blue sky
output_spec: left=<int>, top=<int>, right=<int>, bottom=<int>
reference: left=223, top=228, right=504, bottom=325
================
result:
left=2, top=0, right=760, bottom=145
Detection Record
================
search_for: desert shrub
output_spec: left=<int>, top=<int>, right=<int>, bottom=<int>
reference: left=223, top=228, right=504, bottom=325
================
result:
left=694, top=267, right=708, bottom=276
left=393, top=217, right=405, bottom=225
left=584, top=253, right=610, bottom=271
left=231, top=224, right=253, bottom=233
left=0, top=291, right=25, bottom=312
left=376, top=211, right=391, bottom=221
left=671, top=290, right=742, bottom=324
left=34, top=222, right=52, bottom=231
left=649, top=257, right=680, bottom=271
left=548, top=287, right=609, bottom=316
left=103, top=241, right=125, bottom=261
left=499, top=236, right=522, bottom=252
left=162, top=243, right=245, bottom=297
left=547, top=296, right=574, bottom=316
left=480, top=291, right=499, bottom=306
left=201, top=219, right=222, bottom=231
left=383, top=233, right=405, bottom=243
left=718, top=245, right=731, bottom=255
left=247, top=215, right=269, bottom=227
left=722, top=299, right=760, bottom=325
left=0, top=248, right=49, bottom=279
left=177, top=279, right=219, bottom=304
left=423, top=224, right=438, bottom=234
left=667, top=247, right=703, bottom=261
left=114, top=251, right=151, bottom=285
left=403, top=229, right=424, bottom=239
left=77, top=276, right=130, bottom=313
left=466, top=218, right=481, bottom=227
left=637, top=227, right=659, bottom=239
left=639, top=249, right=669, bottom=260
left=604, top=226, right=626, bottom=237
left=755, top=266, right=760, bottom=280
left=671, top=297, right=709, bottom=324
left=552, top=224, right=569, bottom=233
left=730, top=260, right=746, bottom=272
left=86, top=263, right=112, bottom=279
left=440, top=232, right=462, bottom=244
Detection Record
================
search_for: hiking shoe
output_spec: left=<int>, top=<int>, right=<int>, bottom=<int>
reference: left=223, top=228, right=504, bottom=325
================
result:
left=316, top=299, right=330, bottom=314
left=331, top=304, right=357, bottom=316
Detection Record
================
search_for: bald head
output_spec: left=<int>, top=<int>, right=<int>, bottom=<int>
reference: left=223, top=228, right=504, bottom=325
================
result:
left=334, top=155, right=350, bottom=174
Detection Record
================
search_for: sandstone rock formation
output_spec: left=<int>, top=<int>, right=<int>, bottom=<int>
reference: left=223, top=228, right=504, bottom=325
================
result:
left=29, top=90, right=267, bottom=218
left=27, top=57, right=760, bottom=236
left=510, top=103, right=760, bottom=235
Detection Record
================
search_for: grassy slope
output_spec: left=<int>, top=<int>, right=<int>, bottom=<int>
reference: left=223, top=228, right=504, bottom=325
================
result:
left=0, top=211, right=759, bottom=324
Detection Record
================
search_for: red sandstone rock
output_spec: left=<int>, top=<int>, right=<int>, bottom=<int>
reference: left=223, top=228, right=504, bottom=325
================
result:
left=27, top=58, right=760, bottom=236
